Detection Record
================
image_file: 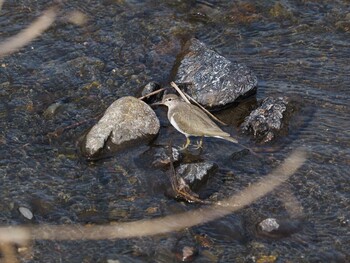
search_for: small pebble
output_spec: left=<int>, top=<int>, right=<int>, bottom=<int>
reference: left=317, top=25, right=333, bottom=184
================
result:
left=18, top=206, right=33, bottom=220
left=258, top=218, right=279, bottom=232
left=175, top=246, right=197, bottom=262
left=43, top=102, right=63, bottom=118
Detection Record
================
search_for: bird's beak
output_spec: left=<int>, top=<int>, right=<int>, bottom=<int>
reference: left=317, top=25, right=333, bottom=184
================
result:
left=151, top=101, right=163, bottom=107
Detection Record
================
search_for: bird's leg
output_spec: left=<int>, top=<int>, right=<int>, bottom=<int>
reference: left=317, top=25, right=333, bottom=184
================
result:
left=180, top=137, right=191, bottom=150
left=194, top=136, right=204, bottom=149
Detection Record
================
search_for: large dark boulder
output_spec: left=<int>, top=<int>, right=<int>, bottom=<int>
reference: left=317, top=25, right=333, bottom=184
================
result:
left=82, top=96, right=160, bottom=158
left=175, top=38, right=258, bottom=108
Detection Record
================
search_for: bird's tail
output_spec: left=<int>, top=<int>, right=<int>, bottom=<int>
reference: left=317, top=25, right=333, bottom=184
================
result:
left=220, top=136, right=238, bottom=144
left=221, top=136, right=260, bottom=157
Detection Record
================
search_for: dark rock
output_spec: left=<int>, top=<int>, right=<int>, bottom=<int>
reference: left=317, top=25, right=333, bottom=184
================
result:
left=139, top=81, right=164, bottom=104
left=177, top=162, right=218, bottom=191
left=257, top=218, right=302, bottom=238
left=174, top=38, right=258, bottom=108
left=82, top=96, right=160, bottom=158
left=152, top=146, right=182, bottom=168
left=202, top=216, right=246, bottom=242
left=240, top=96, right=288, bottom=143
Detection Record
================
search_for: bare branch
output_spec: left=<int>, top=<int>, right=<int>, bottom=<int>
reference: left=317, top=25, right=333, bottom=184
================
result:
left=183, top=91, right=227, bottom=126
left=170, top=82, right=191, bottom=103
left=138, top=87, right=166, bottom=100
left=170, top=82, right=227, bottom=126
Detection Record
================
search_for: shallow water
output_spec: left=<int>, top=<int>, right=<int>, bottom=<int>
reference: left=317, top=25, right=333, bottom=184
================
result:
left=0, top=0, right=349, bottom=262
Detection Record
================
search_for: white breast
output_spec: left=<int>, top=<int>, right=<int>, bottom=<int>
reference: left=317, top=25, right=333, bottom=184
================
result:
left=170, top=116, right=190, bottom=137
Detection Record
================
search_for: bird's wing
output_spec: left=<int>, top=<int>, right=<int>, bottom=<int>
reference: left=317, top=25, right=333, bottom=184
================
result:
left=171, top=103, right=231, bottom=137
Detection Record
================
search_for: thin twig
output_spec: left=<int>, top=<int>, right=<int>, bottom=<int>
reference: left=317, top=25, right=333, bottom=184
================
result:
left=48, top=114, right=101, bottom=138
left=170, top=82, right=191, bottom=103
left=170, top=82, right=227, bottom=126
left=50, top=86, right=164, bottom=138
left=168, top=143, right=210, bottom=204
left=168, top=141, right=179, bottom=190
left=138, top=87, right=166, bottom=100
left=183, top=91, right=227, bottom=126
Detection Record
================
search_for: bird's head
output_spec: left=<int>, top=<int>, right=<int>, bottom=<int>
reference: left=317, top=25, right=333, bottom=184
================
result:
left=161, top=94, right=181, bottom=107
left=152, top=94, right=180, bottom=108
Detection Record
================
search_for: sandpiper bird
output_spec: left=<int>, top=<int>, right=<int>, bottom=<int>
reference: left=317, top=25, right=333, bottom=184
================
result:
left=155, top=94, right=238, bottom=150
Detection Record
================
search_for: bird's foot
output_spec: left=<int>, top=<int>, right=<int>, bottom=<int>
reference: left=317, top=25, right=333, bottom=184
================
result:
left=179, top=137, right=191, bottom=151
left=193, top=137, right=203, bottom=150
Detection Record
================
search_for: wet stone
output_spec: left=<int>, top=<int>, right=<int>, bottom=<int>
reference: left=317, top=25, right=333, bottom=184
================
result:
left=140, top=81, right=164, bottom=104
left=82, top=96, right=160, bottom=158
left=240, top=96, right=288, bottom=143
left=18, top=206, right=34, bottom=220
left=336, top=21, right=350, bottom=32
left=152, top=147, right=182, bottom=168
left=175, top=246, right=198, bottom=262
left=175, top=38, right=258, bottom=108
left=257, top=218, right=302, bottom=238
left=177, top=162, right=218, bottom=191
left=172, top=233, right=199, bottom=262
left=258, top=218, right=280, bottom=233
left=43, top=98, right=69, bottom=119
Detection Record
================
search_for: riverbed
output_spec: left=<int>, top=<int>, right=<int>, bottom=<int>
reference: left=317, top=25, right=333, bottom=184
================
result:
left=0, top=0, right=349, bottom=262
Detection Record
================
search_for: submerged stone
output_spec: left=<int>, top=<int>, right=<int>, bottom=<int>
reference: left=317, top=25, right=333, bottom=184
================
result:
left=152, top=146, right=182, bottom=168
left=175, top=38, right=258, bottom=108
left=82, top=96, right=160, bottom=158
left=240, top=96, right=288, bottom=143
left=139, top=81, right=164, bottom=104
left=258, top=218, right=280, bottom=233
left=257, top=218, right=302, bottom=238
left=177, top=162, right=218, bottom=191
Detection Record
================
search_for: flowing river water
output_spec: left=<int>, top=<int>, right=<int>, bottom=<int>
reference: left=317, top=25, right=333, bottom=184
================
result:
left=0, top=1, right=349, bottom=262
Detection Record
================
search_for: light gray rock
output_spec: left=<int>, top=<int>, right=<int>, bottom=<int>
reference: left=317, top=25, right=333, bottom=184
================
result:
left=257, top=217, right=302, bottom=238
left=83, top=96, right=160, bottom=157
left=258, top=218, right=280, bottom=232
left=175, top=38, right=258, bottom=108
left=18, top=206, right=34, bottom=220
